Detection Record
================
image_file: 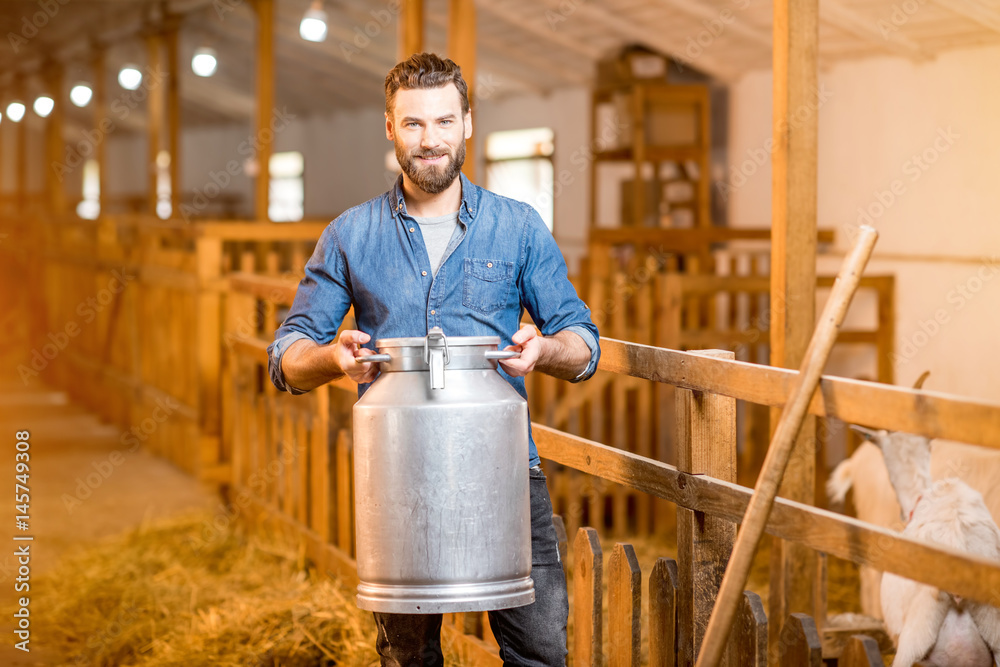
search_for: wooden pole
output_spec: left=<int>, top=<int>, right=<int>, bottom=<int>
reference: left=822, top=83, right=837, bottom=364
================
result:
left=92, top=44, right=107, bottom=218
left=398, top=0, right=424, bottom=61
left=15, top=77, right=26, bottom=215
left=146, top=28, right=165, bottom=217
left=44, top=61, right=66, bottom=216
left=769, top=0, right=820, bottom=637
left=165, top=14, right=182, bottom=218
left=447, top=0, right=475, bottom=182
left=254, top=0, right=275, bottom=222
left=694, top=225, right=878, bottom=667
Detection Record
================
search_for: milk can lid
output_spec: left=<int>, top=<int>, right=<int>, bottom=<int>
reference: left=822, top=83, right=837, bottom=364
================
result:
left=375, top=335, right=501, bottom=349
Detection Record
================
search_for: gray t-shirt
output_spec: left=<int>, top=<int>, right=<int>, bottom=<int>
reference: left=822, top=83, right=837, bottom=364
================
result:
left=413, top=211, right=460, bottom=276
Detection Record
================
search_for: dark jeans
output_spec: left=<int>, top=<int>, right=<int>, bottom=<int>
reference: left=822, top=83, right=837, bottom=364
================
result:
left=372, top=467, right=569, bottom=666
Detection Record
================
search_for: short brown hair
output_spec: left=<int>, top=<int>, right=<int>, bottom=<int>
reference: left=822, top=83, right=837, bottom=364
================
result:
left=384, top=52, right=470, bottom=117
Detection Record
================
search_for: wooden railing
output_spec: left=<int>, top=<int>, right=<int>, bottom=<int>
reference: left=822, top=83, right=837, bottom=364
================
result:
left=222, top=271, right=999, bottom=666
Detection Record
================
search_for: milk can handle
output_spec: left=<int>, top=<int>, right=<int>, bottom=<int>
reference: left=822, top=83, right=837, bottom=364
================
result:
left=423, top=327, right=451, bottom=390
left=356, top=354, right=392, bottom=363
left=485, top=351, right=521, bottom=360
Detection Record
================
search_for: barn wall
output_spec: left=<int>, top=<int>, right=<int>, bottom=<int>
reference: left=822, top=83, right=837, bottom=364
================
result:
left=727, top=44, right=1000, bottom=403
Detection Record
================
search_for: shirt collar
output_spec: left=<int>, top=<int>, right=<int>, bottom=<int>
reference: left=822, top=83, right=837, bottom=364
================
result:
left=390, top=172, right=479, bottom=222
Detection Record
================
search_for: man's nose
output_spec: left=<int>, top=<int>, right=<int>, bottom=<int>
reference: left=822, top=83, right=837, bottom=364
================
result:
left=420, top=126, right=441, bottom=149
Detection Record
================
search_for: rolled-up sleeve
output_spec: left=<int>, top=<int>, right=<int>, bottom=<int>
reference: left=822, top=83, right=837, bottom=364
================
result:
left=516, top=205, right=601, bottom=383
left=266, top=223, right=353, bottom=393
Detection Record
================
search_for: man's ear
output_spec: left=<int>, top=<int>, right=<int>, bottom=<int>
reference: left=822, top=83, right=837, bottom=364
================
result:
left=464, top=111, right=473, bottom=139
left=385, top=113, right=394, bottom=141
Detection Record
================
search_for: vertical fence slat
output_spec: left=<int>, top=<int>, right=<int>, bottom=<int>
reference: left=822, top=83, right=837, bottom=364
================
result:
left=649, top=557, right=679, bottom=667
left=776, top=614, right=822, bottom=667
left=734, top=591, right=767, bottom=667
left=309, top=386, right=330, bottom=542
left=609, top=543, right=641, bottom=667
left=336, top=428, right=353, bottom=555
left=675, top=349, right=737, bottom=665
left=573, top=527, right=603, bottom=667
left=840, top=635, right=884, bottom=667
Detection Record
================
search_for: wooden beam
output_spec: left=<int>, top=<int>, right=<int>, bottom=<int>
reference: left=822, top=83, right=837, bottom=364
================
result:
left=146, top=28, right=165, bottom=217
left=821, top=0, right=930, bottom=61
left=654, top=0, right=772, bottom=50
left=254, top=0, right=275, bottom=221
left=474, top=1, right=604, bottom=61
left=91, top=45, right=108, bottom=217
left=165, top=15, right=182, bottom=218
left=399, top=0, right=424, bottom=60
left=770, top=0, right=821, bottom=638
left=14, top=77, right=26, bottom=215
left=44, top=61, right=67, bottom=216
left=448, top=0, right=476, bottom=182
left=931, top=0, right=1000, bottom=34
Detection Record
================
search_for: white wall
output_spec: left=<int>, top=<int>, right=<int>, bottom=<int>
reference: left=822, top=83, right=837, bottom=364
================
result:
left=726, top=44, right=1000, bottom=403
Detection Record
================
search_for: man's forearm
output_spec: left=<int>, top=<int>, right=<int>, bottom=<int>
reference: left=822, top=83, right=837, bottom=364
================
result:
left=535, top=330, right=592, bottom=381
left=280, top=338, right=346, bottom=391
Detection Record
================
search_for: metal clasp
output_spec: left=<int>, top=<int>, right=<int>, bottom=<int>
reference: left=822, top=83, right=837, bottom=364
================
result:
left=423, top=327, right=451, bottom=390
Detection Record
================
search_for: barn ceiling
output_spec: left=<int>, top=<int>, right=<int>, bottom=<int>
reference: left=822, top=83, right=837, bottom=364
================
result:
left=0, top=0, right=998, bottom=131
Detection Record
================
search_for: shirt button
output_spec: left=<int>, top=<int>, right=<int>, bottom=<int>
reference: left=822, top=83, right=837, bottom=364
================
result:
left=487, top=262, right=493, bottom=268
left=421, top=271, right=427, bottom=276
left=409, top=227, right=415, bottom=233
left=430, top=310, right=436, bottom=315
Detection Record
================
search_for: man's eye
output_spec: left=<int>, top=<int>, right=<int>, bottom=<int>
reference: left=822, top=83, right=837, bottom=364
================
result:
left=440, top=120, right=452, bottom=126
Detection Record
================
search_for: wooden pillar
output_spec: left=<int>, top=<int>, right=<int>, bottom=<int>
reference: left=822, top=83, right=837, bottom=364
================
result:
left=398, top=0, right=424, bottom=60
left=676, top=349, right=738, bottom=666
left=44, top=61, right=66, bottom=216
left=165, top=15, right=182, bottom=218
left=146, top=29, right=165, bottom=217
left=254, top=0, right=275, bottom=222
left=769, top=0, right=821, bottom=647
left=447, top=0, right=475, bottom=182
left=14, top=78, right=26, bottom=215
left=92, top=45, right=107, bottom=218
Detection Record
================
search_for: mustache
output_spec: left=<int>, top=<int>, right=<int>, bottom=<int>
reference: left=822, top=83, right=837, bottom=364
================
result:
left=413, top=150, right=448, bottom=158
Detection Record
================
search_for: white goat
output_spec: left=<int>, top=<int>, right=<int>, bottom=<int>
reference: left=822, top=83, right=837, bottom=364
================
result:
left=851, top=427, right=1000, bottom=666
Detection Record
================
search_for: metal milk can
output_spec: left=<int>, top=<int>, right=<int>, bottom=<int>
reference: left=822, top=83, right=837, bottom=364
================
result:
left=352, top=327, right=534, bottom=614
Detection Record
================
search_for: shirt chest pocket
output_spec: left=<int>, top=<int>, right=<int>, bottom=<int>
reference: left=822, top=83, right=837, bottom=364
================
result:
left=463, top=258, right=514, bottom=314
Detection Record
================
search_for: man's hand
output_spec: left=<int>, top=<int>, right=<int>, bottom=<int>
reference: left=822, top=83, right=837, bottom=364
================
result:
left=499, top=325, right=591, bottom=381
left=498, top=324, right=542, bottom=377
left=334, top=330, right=380, bottom=384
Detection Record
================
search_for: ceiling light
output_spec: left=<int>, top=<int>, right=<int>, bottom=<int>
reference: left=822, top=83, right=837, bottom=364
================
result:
left=192, top=47, right=218, bottom=77
left=33, top=96, right=54, bottom=117
left=300, top=0, right=328, bottom=42
left=6, top=101, right=25, bottom=122
left=70, top=83, right=93, bottom=107
left=118, top=65, right=142, bottom=90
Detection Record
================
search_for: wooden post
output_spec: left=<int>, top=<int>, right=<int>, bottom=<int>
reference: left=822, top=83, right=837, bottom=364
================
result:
left=146, top=28, right=164, bottom=217
left=447, top=0, right=475, bottom=182
left=91, top=45, right=107, bottom=217
left=398, top=0, right=424, bottom=60
left=775, top=614, right=822, bottom=667
left=165, top=14, right=182, bottom=218
left=14, top=77, right=26, bottom=215
left=734, top=591, right=768, bottom=667
left=676, top=349, right=737, bottom=666
left=769, top=0, right=821, bottom=641
left=254, top=0, right=275, bottom=221
left=649, top=557, right=679, bottom=667
left=609, top=543, right=641, bottom=667
left=573, top=527, right=603, bottom=667
left=310, top=386, right=331, bottom=542
left=195, top=237, right=223, bottom=480
left=44, top=61, right=66, bottom=216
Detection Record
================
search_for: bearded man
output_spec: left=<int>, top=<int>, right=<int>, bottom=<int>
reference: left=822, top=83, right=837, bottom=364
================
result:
left=267, top=52, right=600, bottom=667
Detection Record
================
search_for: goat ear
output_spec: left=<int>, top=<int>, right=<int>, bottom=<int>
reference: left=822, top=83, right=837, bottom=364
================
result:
left=913, top=371, right=931, bottom=390
left=849, top=425, right=881, bottom=442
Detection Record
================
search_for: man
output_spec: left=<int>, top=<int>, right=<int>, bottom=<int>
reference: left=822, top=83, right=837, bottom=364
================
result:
left=267, top=53, right=600, bottom=666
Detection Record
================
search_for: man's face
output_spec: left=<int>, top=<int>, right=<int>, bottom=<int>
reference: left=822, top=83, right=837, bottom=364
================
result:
left=386, top=83, right=472, bottom=195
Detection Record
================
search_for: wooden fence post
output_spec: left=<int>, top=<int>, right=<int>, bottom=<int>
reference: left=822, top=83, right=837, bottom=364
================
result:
left=775, top=614, right=822, bottom=667
left=676, top=349, right=737, bottom=666
left=574, top=527, right=603, bottom=667
left=840, top=635, right=884, bottom=667
left=609, top=543, right=641, bottom=667
left=649, top=557, right=679, bottom=667
left=733, top=591, right=767, bottom=667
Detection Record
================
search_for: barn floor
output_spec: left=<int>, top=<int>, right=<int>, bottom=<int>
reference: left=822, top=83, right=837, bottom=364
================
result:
left=0, top=376, right=220, bottom=665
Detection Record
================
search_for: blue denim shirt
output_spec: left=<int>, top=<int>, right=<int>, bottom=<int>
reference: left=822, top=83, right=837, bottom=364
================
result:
left=267, top=173, right=601, bottom=467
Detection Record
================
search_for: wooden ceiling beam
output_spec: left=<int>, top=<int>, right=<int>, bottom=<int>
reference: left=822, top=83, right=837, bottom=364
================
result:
left=821, top=0, right=932, bottom=61
left=654, top=0, right=772, bottom=50
left=473, top=0, right=606, bottom=61
left=930, top=0, right=1000, bottom=34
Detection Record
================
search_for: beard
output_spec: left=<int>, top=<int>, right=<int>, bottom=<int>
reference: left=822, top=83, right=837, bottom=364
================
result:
left=394, top=134, right=466, bottom=195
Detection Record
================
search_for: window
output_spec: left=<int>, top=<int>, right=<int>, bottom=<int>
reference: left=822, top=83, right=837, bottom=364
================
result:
left=76, top=159, right=100, bottom=220
left=269, top=151, right=304, bottom=222
left=485, top=128, right=554, bottom=232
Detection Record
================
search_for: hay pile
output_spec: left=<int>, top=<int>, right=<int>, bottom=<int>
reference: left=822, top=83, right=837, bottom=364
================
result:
left=15, top=510, right=466, bottom=667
